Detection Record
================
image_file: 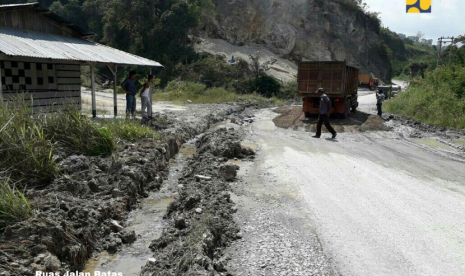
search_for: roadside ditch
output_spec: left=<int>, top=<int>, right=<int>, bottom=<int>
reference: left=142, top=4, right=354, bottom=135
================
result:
left=0, top=103, right=255, bottom=276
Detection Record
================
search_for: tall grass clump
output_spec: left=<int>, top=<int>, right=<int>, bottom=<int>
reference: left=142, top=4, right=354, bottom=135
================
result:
left=0, top=177, right=33, bottom=229
left=43, top=109, right=116, bottom=157
left=385, top=65, right=465, bottom=129
left=0, top=102, right=57, bottom=185
left=101, top=119, right=163, bottom=141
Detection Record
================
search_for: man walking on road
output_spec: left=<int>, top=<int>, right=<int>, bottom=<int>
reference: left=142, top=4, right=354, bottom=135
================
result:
left=313, top=88, right=337, bottom=139
left=121, top=71, right=138, bottom=118
left=376, top=89, right=385, bottom=117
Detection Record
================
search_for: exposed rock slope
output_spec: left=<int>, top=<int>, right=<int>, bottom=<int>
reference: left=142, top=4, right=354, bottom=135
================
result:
left=198, top=0, right=390, bottom=81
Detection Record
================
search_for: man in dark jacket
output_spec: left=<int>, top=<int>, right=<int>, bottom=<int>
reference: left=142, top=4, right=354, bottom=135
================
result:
left=121, top=71, right=138, bottom=118
left=313, top=88, right=337, bottom=139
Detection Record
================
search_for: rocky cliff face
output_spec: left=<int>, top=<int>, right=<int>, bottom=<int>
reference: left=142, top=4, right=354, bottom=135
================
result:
left=200, top=0, right=391, bottom=81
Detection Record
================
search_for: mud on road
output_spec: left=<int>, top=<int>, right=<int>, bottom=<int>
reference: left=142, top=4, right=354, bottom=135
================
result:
left=272, top=106, right=390, bottom=133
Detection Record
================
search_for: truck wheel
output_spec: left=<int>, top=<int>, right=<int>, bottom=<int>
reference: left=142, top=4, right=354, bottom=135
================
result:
left=342, top=102, right=350, bottom=119
left=370, top=86, right=376, bottom=91
left=351, top=106, right=357, bottom=112
left=304, top=112, right=311, bottom=118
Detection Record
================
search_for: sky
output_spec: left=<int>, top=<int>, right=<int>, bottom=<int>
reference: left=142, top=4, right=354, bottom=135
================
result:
left=364, top=0, right=464, bottom=43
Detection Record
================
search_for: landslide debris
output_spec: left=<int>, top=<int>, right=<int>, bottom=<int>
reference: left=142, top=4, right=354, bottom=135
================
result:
left=273, top=106, right=391, bottom=133
left=141, top=127, right=255, bottom=276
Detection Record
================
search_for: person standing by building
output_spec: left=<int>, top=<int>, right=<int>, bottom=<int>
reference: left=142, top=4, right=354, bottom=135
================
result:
left=121, top=71, right=138, bottom=118
left=313, top=88, right=337, bottom=139
left=140, top=74, right=154, bottom=119
left=376, top=89, right=385, bottom=117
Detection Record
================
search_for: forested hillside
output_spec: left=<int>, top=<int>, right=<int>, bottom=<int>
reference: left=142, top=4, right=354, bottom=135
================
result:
left=382, top=28, right=465, bottom=80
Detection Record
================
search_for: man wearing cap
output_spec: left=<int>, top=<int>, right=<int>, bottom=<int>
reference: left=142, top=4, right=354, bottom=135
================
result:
left=313, top=88, right=337, bottom=139
left=121, top=71, right=138, bottom=118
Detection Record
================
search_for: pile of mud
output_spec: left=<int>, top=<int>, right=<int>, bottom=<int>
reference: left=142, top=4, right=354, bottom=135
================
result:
left=141, top=127, right=254, bottom=276
left=0, top=104, right=245, bottom=276
left=272, top=106, right=391, bottom=133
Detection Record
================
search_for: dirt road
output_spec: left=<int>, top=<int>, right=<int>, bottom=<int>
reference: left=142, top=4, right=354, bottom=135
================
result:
left=227, top=93, right=465, bottom=276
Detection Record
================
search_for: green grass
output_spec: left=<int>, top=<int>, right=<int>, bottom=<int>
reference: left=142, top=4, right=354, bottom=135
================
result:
left=0, top=101, right=163, bottom=186
left=154, top=81, right=283, bottom=105
left=43, top=109, right=116, bottom=157
left=385, top=66, right=465, bottom=129
left=0, top=102, right=58, bottom=185
left=100, top=119, right=163, bottom=141
left=0, top=178, right=33, bottom=229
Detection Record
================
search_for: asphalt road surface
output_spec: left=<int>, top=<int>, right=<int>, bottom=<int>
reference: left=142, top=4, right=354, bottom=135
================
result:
left=229, top=92, right=465, bottom=276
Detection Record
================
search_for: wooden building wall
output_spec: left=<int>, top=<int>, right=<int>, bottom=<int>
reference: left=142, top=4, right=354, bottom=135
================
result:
left=0, top=6, right=80, bottom=37
left=1, top=60, right=81, bottom=112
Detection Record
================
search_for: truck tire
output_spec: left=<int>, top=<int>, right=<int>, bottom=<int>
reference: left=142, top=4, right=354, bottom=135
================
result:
left=342, top=101, right=350, bottom=119
left=304, top=112, right=311, bottom=118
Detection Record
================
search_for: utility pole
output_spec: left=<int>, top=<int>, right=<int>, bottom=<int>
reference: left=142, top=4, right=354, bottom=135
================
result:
left=437, top=36, right=455, bottom=66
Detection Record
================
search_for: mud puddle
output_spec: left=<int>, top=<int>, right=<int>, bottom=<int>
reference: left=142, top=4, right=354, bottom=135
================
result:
left=413, top=138, right=454, bottom=151
left=83, top=143, right=197, bottom=276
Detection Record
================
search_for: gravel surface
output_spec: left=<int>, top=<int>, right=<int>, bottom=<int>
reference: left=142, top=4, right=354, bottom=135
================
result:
left=225, top=93, right=465, bottom=276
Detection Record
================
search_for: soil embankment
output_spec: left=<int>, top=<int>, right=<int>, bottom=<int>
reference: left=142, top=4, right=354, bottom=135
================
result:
left=0, top=103, right=250, bottom=276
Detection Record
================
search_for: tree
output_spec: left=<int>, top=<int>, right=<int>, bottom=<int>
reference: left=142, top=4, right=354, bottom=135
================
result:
left=409, top=61, right=428, bottom=78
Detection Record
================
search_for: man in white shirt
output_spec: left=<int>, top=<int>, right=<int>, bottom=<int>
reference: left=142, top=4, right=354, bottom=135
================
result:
left=376, top=90, right=385, bottom=117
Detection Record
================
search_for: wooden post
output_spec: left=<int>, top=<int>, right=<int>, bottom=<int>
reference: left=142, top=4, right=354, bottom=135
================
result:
left=108, top=65, right=118, bottom=117
left=149, top=68, right=153, bottom=106
left=0, top=66, right=3, bottom=102
left=90, top=65, right=96, bottom=118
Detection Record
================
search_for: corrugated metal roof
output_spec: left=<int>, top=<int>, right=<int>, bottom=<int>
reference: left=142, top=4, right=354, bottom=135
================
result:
left=1, top=2, right=94, bottom=38
left=0, top=3, right=38, bottom=8
left=0, top=27, right=163, bottom=67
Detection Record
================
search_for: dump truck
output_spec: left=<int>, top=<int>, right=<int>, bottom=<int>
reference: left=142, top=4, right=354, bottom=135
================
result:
left=358, top=74, right=379, bottom=90
left=298, top=61, right=359, bottom=118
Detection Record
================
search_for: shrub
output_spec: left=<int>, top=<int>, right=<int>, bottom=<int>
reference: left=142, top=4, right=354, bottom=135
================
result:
left=177, top=55, right=251, bottom=92
left=278, top=81, right=298, bottom=100
left=0, top=177, right=32, bottom=229
left=385, top=65, right=465, bottom=129
left=249, top=75, right=282, bottom=98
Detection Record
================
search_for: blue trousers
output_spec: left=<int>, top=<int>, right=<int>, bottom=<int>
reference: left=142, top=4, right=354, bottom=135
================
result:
left=126, top=95, right=136, bottom=115
left=377, top=103, right=383, bottom=116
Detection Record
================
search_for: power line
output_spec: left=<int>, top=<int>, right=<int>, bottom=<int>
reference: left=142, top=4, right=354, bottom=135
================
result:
left=437, top=36, right=455, bottom=66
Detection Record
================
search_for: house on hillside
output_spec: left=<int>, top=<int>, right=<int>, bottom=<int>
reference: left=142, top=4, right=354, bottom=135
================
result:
left=0, top=2, right=162, bottom=117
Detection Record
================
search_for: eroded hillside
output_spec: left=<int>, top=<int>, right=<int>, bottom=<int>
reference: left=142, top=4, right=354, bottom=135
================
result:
left=198, top=0, right=391, bottom=81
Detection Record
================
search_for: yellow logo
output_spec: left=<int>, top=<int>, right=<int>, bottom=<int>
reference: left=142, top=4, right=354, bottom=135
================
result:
left=407, top=0, right=431, bottom=13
